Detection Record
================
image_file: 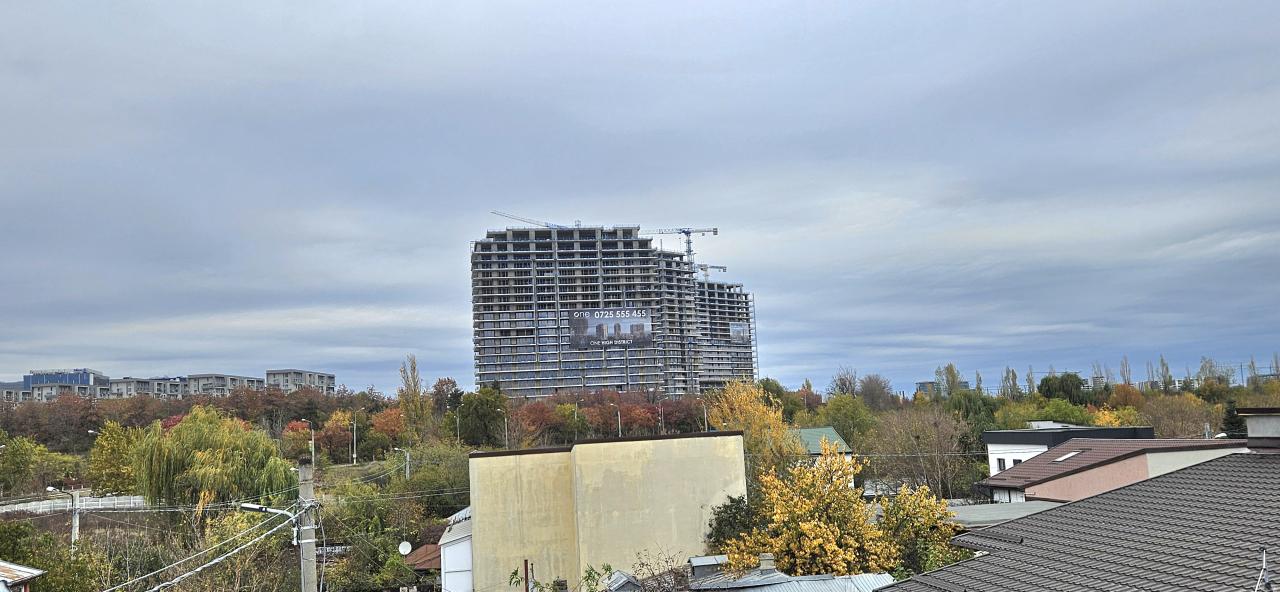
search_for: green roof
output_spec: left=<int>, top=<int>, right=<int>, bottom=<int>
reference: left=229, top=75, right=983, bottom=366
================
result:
left=789, top=426, right=851, bottom=455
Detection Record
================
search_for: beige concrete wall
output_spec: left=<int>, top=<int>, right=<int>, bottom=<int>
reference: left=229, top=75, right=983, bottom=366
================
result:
left=470, top=450, right=580, bottom=592
left=571, top=435, right=747, bottom=578
left=1145, top=447, right=1247, bottom=477
left=469, top=434, right=746, bottom=592
left=1025, top=454, right=1148, bottom=501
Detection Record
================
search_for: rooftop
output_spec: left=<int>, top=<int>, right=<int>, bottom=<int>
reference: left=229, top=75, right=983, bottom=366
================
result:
left=0, top=559, right=44, bottom=584
left=788, top=427, right=851, bottom=455
left=982, top=437, right=1246, bottom=490
left=469, top=430, right=744, bottom=459
left=882, top=453, right=1280, bottom=592
left=946, top=500, right=1063, bottom=529
left=982, top=425, right=1154, bottom=447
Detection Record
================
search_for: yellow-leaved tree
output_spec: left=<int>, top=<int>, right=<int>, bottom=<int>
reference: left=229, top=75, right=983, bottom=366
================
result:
left=879, top=484, right=970, bottom=575
left=1092, top=405, right=1142, bottom=427
left=710, top=381, right=806, bottom=487
left=724, top=440, right=898, bottom=576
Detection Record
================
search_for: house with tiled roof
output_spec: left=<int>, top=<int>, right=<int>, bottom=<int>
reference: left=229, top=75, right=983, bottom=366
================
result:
left=981, top=437, right=1247, bottom=502
left=880, top=408, right=1280, bottom=592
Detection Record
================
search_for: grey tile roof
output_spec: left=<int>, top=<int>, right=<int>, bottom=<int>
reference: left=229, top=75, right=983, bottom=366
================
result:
left=945, top=500, right=1062, bottom=529
left=880, top=453, right=1280, bottom=592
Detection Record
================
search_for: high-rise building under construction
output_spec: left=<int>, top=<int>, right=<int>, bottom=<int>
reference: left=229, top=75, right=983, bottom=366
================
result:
left=471, top=224, right=757, bottom=398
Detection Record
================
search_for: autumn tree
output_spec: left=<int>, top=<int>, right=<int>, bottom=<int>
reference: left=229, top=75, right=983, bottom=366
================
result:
left=398, top=354, right=434, bottom=443
left=317, top=409, right=354, bottom=463
left=370, top=407, right=406, bottom=445
left=724, top=441, right=897, bottom=576
left=281, top=420, right=314, bottom=463
left=86, top=421, right=140, bottom=495
left=1107, top=384, right=1145, bottom=409
left=857, top=374, right=896, bottom=410
left=868, top=406, right=983, bottom=498
left=879, top=484, right=970, bottom=575
left=1140, top=394, right=1219, bottom=438
left=827, top=367, right=858, bottom=398
left=430, top=377, right=464, bottom=415
left=1092, top=406, right=1142, bottom=427
left=708, top=382, right=805, bottom=487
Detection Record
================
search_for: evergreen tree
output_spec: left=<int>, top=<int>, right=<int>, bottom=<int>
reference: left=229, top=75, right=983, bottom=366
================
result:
left=1222, top=400, right=1247, bottom=438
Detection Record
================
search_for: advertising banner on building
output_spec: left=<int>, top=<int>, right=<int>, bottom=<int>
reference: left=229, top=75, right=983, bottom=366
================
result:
left=569, top=308, right=653, bottom=349
left=729, top=322, right=750, bottom=344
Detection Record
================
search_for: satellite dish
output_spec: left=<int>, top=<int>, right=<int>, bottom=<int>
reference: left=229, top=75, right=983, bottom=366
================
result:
left=398, top=541, right=412, bottom=556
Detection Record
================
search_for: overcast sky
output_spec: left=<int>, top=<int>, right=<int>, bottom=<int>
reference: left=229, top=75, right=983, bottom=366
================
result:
left=2, top=2, right=1278, bottom=395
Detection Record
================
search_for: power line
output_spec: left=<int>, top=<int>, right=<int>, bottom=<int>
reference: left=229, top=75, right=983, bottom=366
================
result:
left=141, top=503, right=306, bottom=592
left=99, top=509, right=288, bottom=592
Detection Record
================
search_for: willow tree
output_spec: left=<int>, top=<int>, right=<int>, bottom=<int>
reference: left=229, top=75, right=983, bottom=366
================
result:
left=134, top=406, right=296, bottom=511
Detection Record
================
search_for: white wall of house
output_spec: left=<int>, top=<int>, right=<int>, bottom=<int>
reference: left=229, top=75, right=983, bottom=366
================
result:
left=992, top=487, right=1026, bottom=503
left=441, top=536, right=472, bottom=592
left=1146, top=447, right=1248, bottom=477
left=987, top=443, right=1048, bottom=475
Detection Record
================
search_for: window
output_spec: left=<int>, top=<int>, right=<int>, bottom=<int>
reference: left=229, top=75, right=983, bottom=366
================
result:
left=997, top=458, right=1007, bottom=471
left=1012, top=459, right=1022, bottom=465
left=1052, top=450, right=1083, bottom=463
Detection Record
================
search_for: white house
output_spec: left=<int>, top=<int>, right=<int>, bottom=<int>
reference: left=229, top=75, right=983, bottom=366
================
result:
left=439, top=506, right=472, bottom=592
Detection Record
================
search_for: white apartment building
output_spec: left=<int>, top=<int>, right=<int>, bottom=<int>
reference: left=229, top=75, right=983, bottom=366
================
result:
left=187, top=374, right=265, bottom=396
left=108, top=377, right=189, bottom=399
left=266, top=369, right=336, bottom=394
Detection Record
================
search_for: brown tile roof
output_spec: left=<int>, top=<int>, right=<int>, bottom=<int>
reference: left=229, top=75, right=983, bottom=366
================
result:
left=982, top=438, right=1246, bottom=490
left=405, top=544, right=440, bottom=571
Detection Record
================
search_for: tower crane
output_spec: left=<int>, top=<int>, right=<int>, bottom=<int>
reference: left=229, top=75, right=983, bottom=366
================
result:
left=696, top=264, right=727, bottom=282
left=650, top=227, right=718, bottom=264
left=491, top=210, right=570, bottom=229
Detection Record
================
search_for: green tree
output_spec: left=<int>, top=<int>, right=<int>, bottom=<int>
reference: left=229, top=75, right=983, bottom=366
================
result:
left=458, top=387, right=507, bottom=447
left=1222, top=400, right=1247, bottom=438
left=0, top=430, right=38, bottom=496
left=821, top=393, right=875, bottom=450
left=134, top=406, right=296, bottom=511
left=86, top=421, right=140, bottom=495
left=706, top=495, right=763, bottom=554
left=944, top=389, right=998, bottom=448
left=1038, top=398, right=1093, bottom=425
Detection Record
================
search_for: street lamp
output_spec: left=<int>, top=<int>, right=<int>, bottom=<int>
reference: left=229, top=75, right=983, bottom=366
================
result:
left=350, top=407, right=363, bottom=466
left=300, top=419, right=315, bottom=466
left=697, top=398, right=708, bottom=432
left=392, top=447, right=411, bottom=480
left=47, top=486, right=79, bottom=551
left=498, top=408, right=509, bottom=449
left=607, top=403, right=622, bottom=437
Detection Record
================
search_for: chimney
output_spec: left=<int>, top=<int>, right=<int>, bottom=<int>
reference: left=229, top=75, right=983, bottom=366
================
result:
left=1238, top=408, right=1280, bottom=450
left=758, top=553, right=776, bottom=572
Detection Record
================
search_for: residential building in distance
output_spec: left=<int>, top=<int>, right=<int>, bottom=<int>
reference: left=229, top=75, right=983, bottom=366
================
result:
left=0, top=381, right=28, bottom=405
left=471, top=225, right=756, bottom=398
left=789, top=426, right=852, bottom=458
left=981, top=437, right=1247, bottom=503
left=881, top=409, right=1280, bottom=592
left=187, top=373, right=265, bottom=396
left=108, top=377, right=188, bottom=399
left=438, top=507, right=472, bottom=592
left=982, top=424, right=1154, bottom=477
left=266, top=369, right=336, bottom=394
left=23, top=369, right=111, bottom=401
left=467, top=431, right=746, bottom=592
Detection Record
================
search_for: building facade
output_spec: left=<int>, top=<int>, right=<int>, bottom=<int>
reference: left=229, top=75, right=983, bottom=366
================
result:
left=471, top=225, right=756, bottom=398
left=23, top=369, right=111, bottom=401
left=266, top=369, right=337, bottom=394
left=187, top=374, right=265, bottom=396
left=108, top=377, right=188, bottom=399
left=468, top=432, right=747, bottom=592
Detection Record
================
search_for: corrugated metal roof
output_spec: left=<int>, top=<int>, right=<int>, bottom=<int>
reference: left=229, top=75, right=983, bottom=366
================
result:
left=692, top=570, right=893, bottom=592
left=0, top=560, right=44, bottom=584
left=438, top=514, right=472, bottom=546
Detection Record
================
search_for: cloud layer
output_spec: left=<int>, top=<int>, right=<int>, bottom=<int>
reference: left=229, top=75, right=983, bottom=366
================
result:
left=2, top=2, right=1278, bottom=393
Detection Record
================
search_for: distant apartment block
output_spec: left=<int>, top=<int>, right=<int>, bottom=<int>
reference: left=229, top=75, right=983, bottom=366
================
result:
left=1, top=381, right=28, bottom=404
left=108, top=377, right=188, bottom=400
left=187, top=374, right=265, bottom=396
left=24, top=369, right=111, bottom=401
left=266, top=369, right=336, bottom=394
left=472, top=225, right=757, bottom=398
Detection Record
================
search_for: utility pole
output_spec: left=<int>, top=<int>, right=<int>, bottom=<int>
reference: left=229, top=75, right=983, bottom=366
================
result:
left=393, top=447, right=410, bottom=480
left=297, top=465, right=318, bottom=592
left=46, top=486, right=79, bottom=551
